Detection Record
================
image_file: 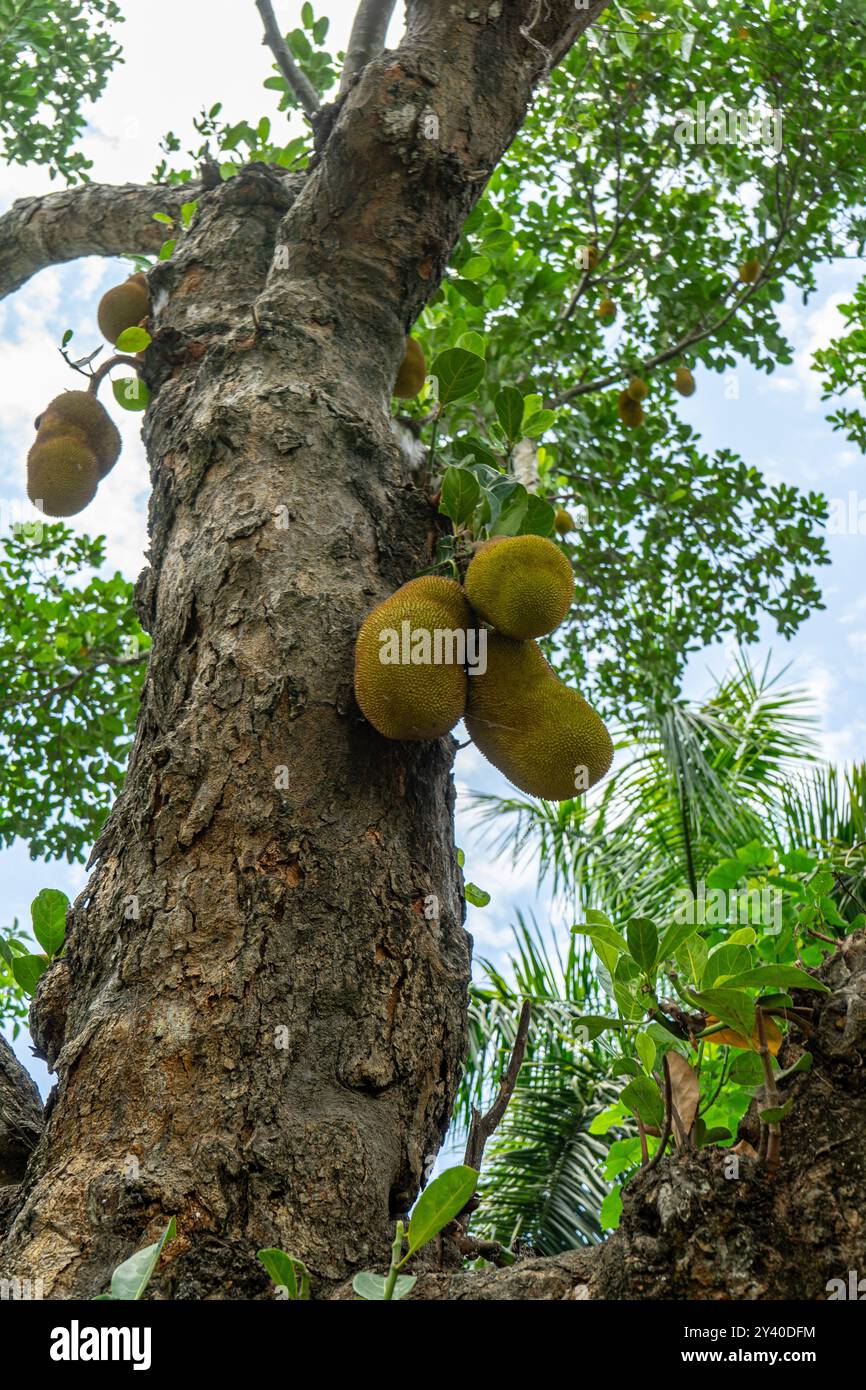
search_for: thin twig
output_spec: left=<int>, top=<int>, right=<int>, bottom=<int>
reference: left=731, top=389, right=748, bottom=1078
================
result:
left=755, top=1005, right=781, bottom=1175
left=255, top=0, right=320, bottom=119
left=644, top=1053, right=672, bottom=1175
left=463, top=999, right=531, bottom=1172
left=88, top=354, right=144, bottom=394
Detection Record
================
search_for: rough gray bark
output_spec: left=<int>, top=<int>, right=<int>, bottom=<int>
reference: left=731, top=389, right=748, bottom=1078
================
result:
left=360, top=932, right=866, bottom=1300
left=0, top=0, right=609, bottom=1297
left=0, top=1036, right=43, bottom=1187
left=0, top=181, right=203, bottom=300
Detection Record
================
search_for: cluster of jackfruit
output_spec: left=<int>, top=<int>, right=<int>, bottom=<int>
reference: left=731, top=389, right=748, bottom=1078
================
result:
left=354, top=534, right=613, bottom=800
left=25, top=272, right=150, bottom=518
left=27, top=392, right=121, bottom=517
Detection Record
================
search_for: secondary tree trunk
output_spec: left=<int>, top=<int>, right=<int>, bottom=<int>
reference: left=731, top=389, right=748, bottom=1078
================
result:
left=0, top=0, right=609, bottom=1297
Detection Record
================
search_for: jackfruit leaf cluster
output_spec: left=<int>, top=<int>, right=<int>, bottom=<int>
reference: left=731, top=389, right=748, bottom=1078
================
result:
left=0, top=525, right=148, bottom=862
left=572, top=837, right=855, bottom=1229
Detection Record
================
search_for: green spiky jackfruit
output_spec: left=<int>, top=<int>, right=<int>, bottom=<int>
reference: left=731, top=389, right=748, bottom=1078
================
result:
left=37, top=391, right=121, bottom=478
left=466, top=634, right=613, bottom=800
left=394, top=338, right=426, bottom=398
left=97, top=272, right=150, bottom=345
left=739, top=258, right=761, bottom=284
left=354, top=576, right=473, bottom=739
left=464, top=535, right=574, bottom=640
left=554, top=508, right=574, bottom=536
left=626, top=376, right=648, bottom=402
left=27, top=436, right=99, bottom=517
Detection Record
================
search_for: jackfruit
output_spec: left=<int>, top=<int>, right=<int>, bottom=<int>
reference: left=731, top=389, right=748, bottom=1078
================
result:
left=27, top=436, right=99, bottom=517
left=626, top=376, right=648, bottom=401
left=466, top=634, right=613, bottom=800
left=554, top=508, right=574, bottom=536
left=674, top=366, right=696, bottom=397
left=580, top=243, right=599, bottom=272
left=97, top=272, right=150, bottom=345
left=464, top=535, right=574, bottom=640
left=598, top=298, right=616, bottom=320
left=617, top=391, right=644, bottom=428
left=394, top=338, right=426, bottom=398
left=739, top=258, right=761, bottom=284
left=354, top=576, right=473, bottom=739
left=37, top=391, right=121, bottom=479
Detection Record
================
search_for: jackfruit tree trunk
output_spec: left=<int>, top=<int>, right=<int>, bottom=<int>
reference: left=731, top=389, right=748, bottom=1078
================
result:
left=0, top=0, right=608, bottom=1297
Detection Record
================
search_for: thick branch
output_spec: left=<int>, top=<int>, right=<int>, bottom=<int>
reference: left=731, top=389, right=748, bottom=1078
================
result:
left=0, top=180, right=202, bottom=303
left=340, top=0, right=398, bottom=94
left=255, top=0, right=320, bottom=119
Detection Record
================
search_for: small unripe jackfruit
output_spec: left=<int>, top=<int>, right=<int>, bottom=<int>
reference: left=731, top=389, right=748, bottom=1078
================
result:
left=394, top=338, right=426, bottom=398
left=674, top=366, right=696, bottom=397
left=27, top=436, right=99, bottom=517
left=354, top=576, right=473, bottom=739
left=97, top=273, right=150, bottom=345
left=626, top=377, right=648, bottom=402
left=739, top=258, right=761, bottom=284
left=580, top=243, right=599, bottom=272
left=38, top=391, right=121, bottom=478
left=466, top=634, right=613, bottom=800
left=617, top=391, right=644, bottom=428
left=554, top=508, right=574, bottom=536
left=598, top=298, right=616, bottom=320
left=464, top=535, right=574, bottom=640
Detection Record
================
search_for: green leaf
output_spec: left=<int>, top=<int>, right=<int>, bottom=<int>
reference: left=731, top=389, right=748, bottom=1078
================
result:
left=158, top=238, right=176, bottom=261
left=458, top=331, right=486, bottom=357
left=521, top=409, right=555, bottom=439
left=626, top=916, right=658, bottom=974
left=676, top=934, right=707, bottom=987
left=571, top=1013, right=626, bottom=1040
left=729, top=1051, right=765, bottom=1086
left=635, top=1031, right=656, bottom=1074
left=405, top=1165, right=478, bottom=1256
left=621, top=1075, right=664, bottom=1128
left=431, top=347, right=485, bottom=405
left=725, top=964, right=829, bottom=993
left=658, top=919, right=697, bottom=962
left=61, top=328, right=73, bottom=347
left=600, top=1185, right=623, bottom=1231
left=31, top=888, right=67, bottom=957
left=180, top=201, right=198, bottom=228
left=460, top=255, right=490, bottom=280
left=109, top=1218, right=176, bottom=1300
left=465, top=883, right=490, bottom=908
left=573, top=921, right=628, bottom=954
left=439, top=466, right=481, bottom=526
left=687, top=987, right=758, bottom=1042
left=495, top=386, right=525, bottom=442
left=151, top=212, right=174, bottom=226
left=256, top=1248, right=311, bottom=1299
left=518, top=494, right=556, bottom=537
left=112, top=378, right=150, bottom=412
left=115, top=326, right=151, bottom=353
left=759, top=1100, right=793, bottom=1124
left=352, top=1271, right=388, bottom=1300
left=11, top=953, right=48, bottom=996
left=707, top=858, right=746, bottom=891
left=781, top=849, right=817, bottom=873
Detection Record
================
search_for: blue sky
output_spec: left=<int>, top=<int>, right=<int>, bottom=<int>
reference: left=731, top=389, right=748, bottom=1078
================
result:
left=2, top=2, right=865, bottom=1100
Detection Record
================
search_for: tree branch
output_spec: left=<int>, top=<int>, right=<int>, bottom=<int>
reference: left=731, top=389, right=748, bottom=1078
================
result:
left=255, top=0, right=320, bottom=119
left=0, top=180, right=202, bottom=303
left=340, top=0, right=397, bottom=94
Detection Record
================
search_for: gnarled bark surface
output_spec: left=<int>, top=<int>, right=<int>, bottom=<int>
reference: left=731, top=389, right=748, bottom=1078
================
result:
left=0, top=0, right=609, bottom=1297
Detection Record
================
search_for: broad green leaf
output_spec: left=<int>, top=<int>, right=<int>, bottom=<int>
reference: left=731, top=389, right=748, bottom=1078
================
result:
left=759, top=1100, right=793, bottom=1124
left=464, top=883, right=490, bottom=908
left=353, top=1271, right=389, bottom=1300
left=518, top=494, right=556, bottom=536
left=405, top=1165, right=478, bottom=1255
left=31, top=888, right=68, bottom=958
left=439, top=466, right=480, bottom=526
left=626, top=917, right=658, bottom=974
left=621, top=1075, right=664, bottom=1128
left=635, top=1031, right=656, bottom=1074
left=725, top=964, right=829, bottom=993
left=687, top=987, right=758, bottom=1042
left=600, top=1185, right=623, bottom=1231
left=11, top=954, right=48, bottom=996
left=112, top=377, right=149, bottom=412
left=257, top=1248, right=310, bottom=1299
left=458, top=331, right=486, bottom=357
left=460, top=255, right=490, bottom=280
left=658, top=918, right=697, bottom=962
left=707, top=858, right=747, bottom=891
left=109, top=1218, right=176, bottom=1300
left=676, top=934, right=707, bottom=987
left=573, top=921, right=628, bottom=955
left=430, top=347, right=485, bottom=405
left=495, top=386, right=525, bottom=441
left=571, top=1013, right=626, bottom=1040
left=115, top=326, right=151, bottom=353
